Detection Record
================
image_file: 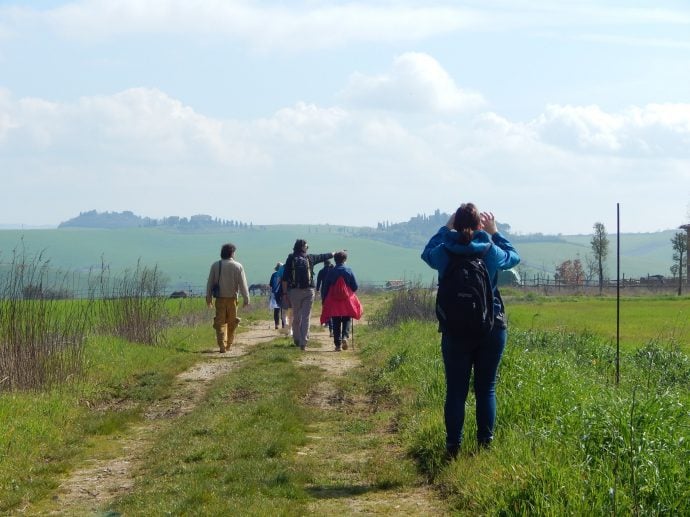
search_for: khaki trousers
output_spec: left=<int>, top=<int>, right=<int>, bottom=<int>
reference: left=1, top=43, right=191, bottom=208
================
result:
left=213, top=297, right=239, bottom=351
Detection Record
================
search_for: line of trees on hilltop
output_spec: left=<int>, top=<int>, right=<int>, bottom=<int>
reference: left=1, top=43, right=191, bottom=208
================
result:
left=357, top=209, right=557, bottom=249
left=58, top=210, right=252, bottom=230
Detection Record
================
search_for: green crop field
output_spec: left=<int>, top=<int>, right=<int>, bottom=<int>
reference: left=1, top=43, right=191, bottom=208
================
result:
left=0, top=226, right=433, bottom=291
left=0, top=226, right=682, bottom=293
left=507, top=295, right=690, bottom=351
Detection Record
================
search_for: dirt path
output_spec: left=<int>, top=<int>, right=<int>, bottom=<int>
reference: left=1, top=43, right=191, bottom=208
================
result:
left=27, top=317, right=446, bottom=515
left=27, top=322, right=279, bottom=516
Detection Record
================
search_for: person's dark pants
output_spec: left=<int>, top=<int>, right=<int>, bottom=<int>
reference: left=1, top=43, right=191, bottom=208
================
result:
left=273, top=308, right=285, bottom=328
left=332, top=316, right=352, bottom=347
left=441, top=325, right=507, bottom=450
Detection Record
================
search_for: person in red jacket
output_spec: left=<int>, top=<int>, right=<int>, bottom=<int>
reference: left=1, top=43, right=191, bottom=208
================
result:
left=320, top=251, right=362, bottom=351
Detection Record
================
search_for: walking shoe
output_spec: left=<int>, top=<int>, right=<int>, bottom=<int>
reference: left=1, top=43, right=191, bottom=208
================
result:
left=445, top=444, right=460, bottom=461
left=341, top=339, right=348, bottom=350
left=335, top=347, right=341, bottom=352
left=477, top=439, right=493, bottom=451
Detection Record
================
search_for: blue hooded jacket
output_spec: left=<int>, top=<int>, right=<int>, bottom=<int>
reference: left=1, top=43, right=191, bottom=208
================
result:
left=421, top=226, right=520, bottom=316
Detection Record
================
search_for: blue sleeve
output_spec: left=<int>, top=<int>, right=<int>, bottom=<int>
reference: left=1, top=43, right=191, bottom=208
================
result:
left=321, top=269, right=333, bottom=299
left=421, top=226, right=451, bottom=277
left=346, top=267, right=358, bottom=292
left=490, top=232, right=520, bottom=270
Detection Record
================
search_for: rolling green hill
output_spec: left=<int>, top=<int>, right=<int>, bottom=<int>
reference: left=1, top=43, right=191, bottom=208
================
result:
left=0, top=226, right=681, bottom=293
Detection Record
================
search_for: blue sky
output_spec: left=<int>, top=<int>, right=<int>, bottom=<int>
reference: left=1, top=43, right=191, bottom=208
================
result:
left=1, top=0, right=689, bottom=234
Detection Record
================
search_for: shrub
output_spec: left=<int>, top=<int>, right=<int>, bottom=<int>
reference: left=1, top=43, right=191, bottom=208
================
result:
left=369, top=280, right=436, bottom=328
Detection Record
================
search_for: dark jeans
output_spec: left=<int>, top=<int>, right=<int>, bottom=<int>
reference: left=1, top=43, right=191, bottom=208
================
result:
left=332, top=316, right=351, bottom=346
left=324, top=317, right=333, bottom=333
left=273, top=308, right=286, bottom=328
left=441, top=325, right=507, bottom=448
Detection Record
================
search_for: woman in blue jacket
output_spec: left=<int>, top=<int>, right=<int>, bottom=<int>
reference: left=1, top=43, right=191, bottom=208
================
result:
left=422, top=203, right=520, bottom=458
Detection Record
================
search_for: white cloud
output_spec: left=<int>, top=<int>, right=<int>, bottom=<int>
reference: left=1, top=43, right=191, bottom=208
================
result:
left=0, top=88, right=14, bottom=140
left=0, top=87, right=268, bottom=168
left=339, top=52, right=485, bottom=114
left=1, top=81, right=689, bottom=233
left=35, top=1, right=479, bottom=51
left=2, top=1, right=689, bottom=54
left=577, top=33, right=690, bottom=50
left=532, top=103, right=690, bottom=157
left=256, top=102, right=349, bottom=144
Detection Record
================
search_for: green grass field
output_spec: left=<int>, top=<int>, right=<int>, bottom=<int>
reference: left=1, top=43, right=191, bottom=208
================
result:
left=507, top=295, right=690, bottom=351
left=362, top=295, right=690, bottom=514
left=0, top=226, right=432, bottom=291
left=0, top=226, right=680, bottom=292
left=507, top=297, right=690, bottom=352
left=2, top=293, right=689, bottom=514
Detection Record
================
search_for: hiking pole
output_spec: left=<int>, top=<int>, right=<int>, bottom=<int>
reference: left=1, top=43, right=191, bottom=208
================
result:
left=351, top=318, right=355, bottom=350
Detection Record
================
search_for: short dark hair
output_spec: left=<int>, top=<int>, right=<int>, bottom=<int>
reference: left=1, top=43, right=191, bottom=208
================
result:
left=220, top=243, right=236, bottom=259
left=334, top=251, right=347, bottom=265
left=293, top=239, right=308, bottom=254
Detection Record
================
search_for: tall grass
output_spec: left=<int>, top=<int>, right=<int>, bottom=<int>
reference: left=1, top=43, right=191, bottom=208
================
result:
left=368, top=279, right=436, bottom=328
left=0, top=247, right=91, bottom=391
left=95, top=260, right=169, bottom=345
left=0, top=248, right=175, bottom=392
left=362, top=292, right=690, bottom=514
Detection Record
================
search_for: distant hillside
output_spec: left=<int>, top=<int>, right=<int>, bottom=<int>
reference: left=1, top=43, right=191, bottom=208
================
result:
left=59, top=209, right=566, bottom=248
left=0, top=224, right=681, bottom=293
left=354, top=209, right=556, bottom=248
left=59, top=210, right=252, bottom=230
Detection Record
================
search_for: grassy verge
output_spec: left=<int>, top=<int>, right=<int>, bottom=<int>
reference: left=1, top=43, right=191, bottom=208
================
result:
left=0, top=331, right=204, bottom=512
left=358, top=318, right=690, bottom=514
left=0, top=296, right=241, bottom=513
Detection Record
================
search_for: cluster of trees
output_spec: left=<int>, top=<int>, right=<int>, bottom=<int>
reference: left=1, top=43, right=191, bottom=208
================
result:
left=59, top=210, right=252, bottom=230
left=554, top=221, right=688, bottom=295
left=359, top=209, right=514, bottom=249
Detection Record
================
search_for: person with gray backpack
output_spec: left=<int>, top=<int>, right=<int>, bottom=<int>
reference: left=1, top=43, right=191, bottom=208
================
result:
left=281, top=239, right=335, bottom=350
left=422, top=204, right=519, bottom=459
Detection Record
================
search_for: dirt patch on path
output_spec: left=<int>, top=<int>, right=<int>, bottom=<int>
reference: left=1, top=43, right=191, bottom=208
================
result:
left=296, top=318, right=449, bottom=516
left=26, top=322, right=281, bottom=516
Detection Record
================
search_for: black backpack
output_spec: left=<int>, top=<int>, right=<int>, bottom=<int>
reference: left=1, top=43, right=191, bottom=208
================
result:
left=435, top=245, right=494, bottom=338
left=292, top=255, right=312, bottom=288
